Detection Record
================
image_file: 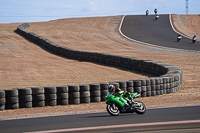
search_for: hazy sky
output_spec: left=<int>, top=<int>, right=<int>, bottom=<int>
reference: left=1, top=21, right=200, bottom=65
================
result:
left=0, top=0, right=199, bottom=23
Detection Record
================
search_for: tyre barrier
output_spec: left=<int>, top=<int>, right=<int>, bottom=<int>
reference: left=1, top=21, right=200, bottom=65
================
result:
left=0, top=90, right=5, bottom=110
left=68, top=85, right=80, bottom=104
left=126, top=81, right=134, bottom=93
left=56, top=86, right=69, bottom=105
left=80, top=84, right=90, bottom=103
left=89, top=83, right=101, bottom=102
left=31, top=87, right=45, bottom=107
left=4, top=89, right=19, bottom=109
left=0, top=23, right=183, bottom=111
left=100, top=83, right=109, bottom=101
left=117, top=81, right=127, bottom=92
left=14, top=88, right=32, bottom=108
left=44, top=86, right=57, bottom=106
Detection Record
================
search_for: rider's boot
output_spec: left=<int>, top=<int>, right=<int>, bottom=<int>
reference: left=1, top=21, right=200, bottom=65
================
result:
left=121, top=103, right=130, bottom=112
left=129, top=97, right=134, bottom=104
left=127, top=99, right=132, bottom=105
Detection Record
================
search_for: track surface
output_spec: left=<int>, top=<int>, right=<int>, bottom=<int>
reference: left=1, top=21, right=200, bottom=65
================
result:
left=0, top=106, right=199, bottom=133
left=121, top=15, right=200, bottom=51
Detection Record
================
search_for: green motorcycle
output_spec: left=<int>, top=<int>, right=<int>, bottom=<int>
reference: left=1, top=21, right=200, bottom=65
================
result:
left=106, top=92, right=146, bottom=116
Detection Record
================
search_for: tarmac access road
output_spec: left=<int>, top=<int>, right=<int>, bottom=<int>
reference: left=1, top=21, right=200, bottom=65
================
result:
left=120, top=15, right=200, bottom=51
left=0, top=105, right=199, bottom=133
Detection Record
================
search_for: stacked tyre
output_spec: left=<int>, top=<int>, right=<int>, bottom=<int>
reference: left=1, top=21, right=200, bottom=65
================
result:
left=150, top=78, right=156, bottom=96
left=4, top=89, right=19, bottom=109
left=174, top=74, right=180, bottom=91
left=159, top=78, right=164, bottom=95
left=44, top=86, right=57, bottom=106
left=162, top=77, right=168, bottom=94
left=146, top=79, right=151, bottom=97
left=171, top=76, right=176, bottom=93
left=154, top=78, right=161, bottom=95
left=90, top=83, right=101, bottom=102
left=16, top=88, right=32, bottom=108
left=80, top=84, right=90, bottom=103
left=68, top=85, right=80, bottom=104
left=100, top=83, right=109, bottom=101
left=0, top=90, right=5, bottom=111
left=140, top=79, right=147, bottom=97
left=117, top=81, right=127, bottom=92
left=57, top=86, right=69, bottom=105
left=165, top=77, right=172, bottom=94
left=133, top=80, right=142, bottom=97
left=31, top=87, right=45, bottom=107
left=126, top=81, right=134, bottom=93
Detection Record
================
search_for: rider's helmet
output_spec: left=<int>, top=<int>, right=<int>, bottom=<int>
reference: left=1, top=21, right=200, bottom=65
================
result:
left=108, top=85, right=115, bottom=93
left=193, top=35, right=196, bottom=40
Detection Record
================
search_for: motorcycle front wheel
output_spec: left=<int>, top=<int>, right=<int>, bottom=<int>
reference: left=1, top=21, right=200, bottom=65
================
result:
left=134, top=101, right=146, bottom=114
left=106, top=103, right=120, bottom=116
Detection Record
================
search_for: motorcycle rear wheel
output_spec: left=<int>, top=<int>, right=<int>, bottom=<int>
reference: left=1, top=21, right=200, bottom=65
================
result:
left=134, top=101, right=146, bottom=114
left=106, top=103, right=120, bottom=116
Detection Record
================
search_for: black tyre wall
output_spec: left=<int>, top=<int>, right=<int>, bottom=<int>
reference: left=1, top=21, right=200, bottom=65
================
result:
left=80, top=84, right=90, bottom=103
left=31, top=87, right=45, bottom=107
left=0, top=90, right=5, bottom=111
left=56, top=86, right=69, bottom=105
left=4, top=90, right=19, bottom=109
left=68, top=85, right=80, bottom=104
left=89, top=83, right=101, bottom=102
left=100, top=83, right=109, bottom=101
left=14, top=88, right=32, bottom=108
left=44, top=86, right=57, bottom=106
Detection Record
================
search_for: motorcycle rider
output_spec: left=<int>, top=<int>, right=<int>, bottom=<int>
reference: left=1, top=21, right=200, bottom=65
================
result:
left=155, top=14, right=159, bottom=20
left=192, top=35, right=197, bottom=43
left=146, top=10, right=149, bottom=16
left=154, top=8, right=158, bottom=14
left=108, top=85, right=133, bottom=111
left=177, top=34, right=182, bottom=42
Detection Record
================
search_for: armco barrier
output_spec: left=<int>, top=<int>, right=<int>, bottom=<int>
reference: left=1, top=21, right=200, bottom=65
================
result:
left=0, top=23, right=183, bottom=111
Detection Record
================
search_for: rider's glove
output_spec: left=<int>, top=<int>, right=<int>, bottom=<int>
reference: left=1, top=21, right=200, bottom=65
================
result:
left=124, top=91, right=130, bottom=96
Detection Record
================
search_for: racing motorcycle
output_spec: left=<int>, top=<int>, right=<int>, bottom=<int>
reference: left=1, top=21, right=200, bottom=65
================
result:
left=106, top=92, right=146, bottom=116
left=177, top=34, right=182, bottom=42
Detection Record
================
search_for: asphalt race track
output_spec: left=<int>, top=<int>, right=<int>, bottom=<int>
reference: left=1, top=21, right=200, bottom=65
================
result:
left=0, top=106, right=200, bottom=132
left=120, top=15, right=200, bottom=51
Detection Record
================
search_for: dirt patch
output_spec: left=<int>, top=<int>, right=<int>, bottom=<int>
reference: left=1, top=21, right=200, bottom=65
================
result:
left=0, top=20, right=147, bottom=90
left=0, top=15, right=200, bottom=120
